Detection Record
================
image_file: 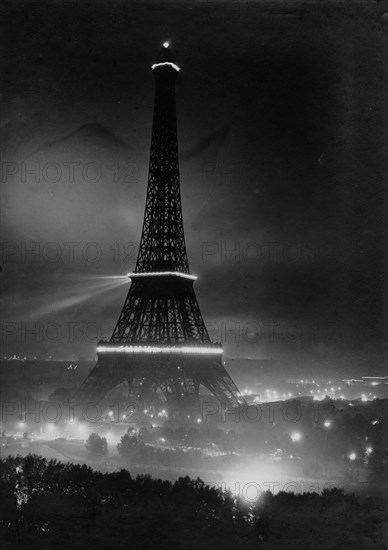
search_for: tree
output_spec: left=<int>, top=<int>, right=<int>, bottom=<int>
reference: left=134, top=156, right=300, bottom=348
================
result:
left=117, top=433, right=143, bottom=461
left=138, top=425, right=152, bottom=443
left=85, top=433, right=108, bottom=458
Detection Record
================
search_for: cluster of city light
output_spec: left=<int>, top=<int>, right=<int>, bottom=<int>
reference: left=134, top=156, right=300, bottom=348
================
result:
left=361, top=392, right=379, bottom=401
left=241, top=387, right=259, bottom=396
left=348, top=447, right=373, bottom=462
left=127, top=271, right=197, bottom=281
left=238, top=377, right=385, bottom=403
left=97, top=344, right=222, bottom=355
left=294, top=376, right=385, bottom=402
left=304, top=381, right=351, bottom=401
left=263, top=388, right=293, bottom=401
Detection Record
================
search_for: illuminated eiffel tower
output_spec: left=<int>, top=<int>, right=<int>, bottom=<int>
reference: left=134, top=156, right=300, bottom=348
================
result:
left=73, top=43, right=243, bottom=418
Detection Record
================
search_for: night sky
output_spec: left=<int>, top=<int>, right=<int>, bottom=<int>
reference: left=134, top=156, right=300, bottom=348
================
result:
left=1, top=1, right=386, bottom=376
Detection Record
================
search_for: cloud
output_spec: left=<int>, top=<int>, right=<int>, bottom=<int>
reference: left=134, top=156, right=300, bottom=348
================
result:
left=36, top=123, right=132, bottom=156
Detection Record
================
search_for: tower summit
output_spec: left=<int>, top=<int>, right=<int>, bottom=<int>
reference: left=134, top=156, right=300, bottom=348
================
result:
left=73, top=44, right=243, bottom=417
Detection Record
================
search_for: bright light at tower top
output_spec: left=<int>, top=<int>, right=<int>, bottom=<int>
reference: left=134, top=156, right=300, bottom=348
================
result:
left=152, top=61, right=181, bottom=72
left=153, top=41, right=180, bottom=72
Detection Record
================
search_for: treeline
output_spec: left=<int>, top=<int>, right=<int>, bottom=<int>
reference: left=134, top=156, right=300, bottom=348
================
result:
left=0, top=455, right=386, bottom=549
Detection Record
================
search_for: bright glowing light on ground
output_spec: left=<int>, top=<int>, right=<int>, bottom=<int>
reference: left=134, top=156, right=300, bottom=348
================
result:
left=76, top=424, right=87, bottom=438
left=105, top=432, right=118, bottom=445
left=163, top=41, right=169, bottom=48
left=366, top=447, right=372, bottom=454
left=291, top=432, right=302, bottom=442
left=196, top=418, right=202, bottom=423
left=349, top=452, right=357, bottom=461
left=324, top=421, right=331, bottom=428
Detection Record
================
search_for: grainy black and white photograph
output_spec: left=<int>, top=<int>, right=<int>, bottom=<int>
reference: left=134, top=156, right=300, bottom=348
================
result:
left=0, top=1, right=387, bottom=548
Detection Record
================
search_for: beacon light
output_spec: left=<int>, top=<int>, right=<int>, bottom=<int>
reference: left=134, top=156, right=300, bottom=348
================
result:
left=97, top=344, right=223, bottom=355
left=151, top=61, right=181, bottom=72
left=127, top=271, right=197, bottom=281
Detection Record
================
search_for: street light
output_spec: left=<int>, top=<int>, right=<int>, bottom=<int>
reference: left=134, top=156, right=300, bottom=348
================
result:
left=323, top=421, right=332, bottom=478
left=291, top=432, right=302, bottom=442
left=349, top=452, right=356, bottom=461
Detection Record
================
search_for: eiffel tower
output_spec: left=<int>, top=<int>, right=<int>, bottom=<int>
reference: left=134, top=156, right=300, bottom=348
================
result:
left=73, top=43, right=243, bottom=418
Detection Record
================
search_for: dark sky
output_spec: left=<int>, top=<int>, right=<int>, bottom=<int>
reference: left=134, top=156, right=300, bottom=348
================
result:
left=1, top=1, right=386, bottom=376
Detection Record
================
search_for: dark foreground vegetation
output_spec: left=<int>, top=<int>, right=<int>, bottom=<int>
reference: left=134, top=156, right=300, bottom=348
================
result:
left=0, top=455, right=386, bottom=549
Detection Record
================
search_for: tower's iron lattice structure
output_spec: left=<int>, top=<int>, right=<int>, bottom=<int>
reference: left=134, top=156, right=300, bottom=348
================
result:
left=74, top=45, right=243, bottom=417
